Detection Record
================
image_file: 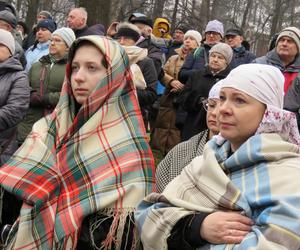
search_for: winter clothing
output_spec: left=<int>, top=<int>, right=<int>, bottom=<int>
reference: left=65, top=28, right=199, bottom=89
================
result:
left=0, top=29, right=15, bottom=55
left=130, top=16, right=153, bottom=28
left=184, top=30, right=202, bottom=46
left=0, top=10, right=16, bottom=28
left=284, top=76, right=300, bottom=130
left=209, top=42, right=233, bottom=65
left=152, top=18, right=172, bottom=39
left=137, top=133, right=300, bottom=250
left=151, top=48, right=187, bottom=156
left=276, top=26, right=300, bottom=52
left=25, top=41, right=50, bottom=71
left=230, top=45, right=256, bottom=69
left=0, top=56, right=30, bottom=165
left=225, top=28, right=243, bottom=36
left=17, top=54, right=67, bottom=143
left=0, top=35, right=155, bottom=250
left=52, top=27, right=75, bottom=48
left=115, top=22, right=141, bottom=42
left=253, top=48, right=300, bottom=94
left=178, top=44, right=211, bottom=83
left=205, top=19, right=224, bottom=37
left=38, top=10, right=52, bottom=19
left=36, top=19, right=56, bottom=33
left=156, top=129, right=209, bottom=193
left=179, top=65, right=230, bottom=141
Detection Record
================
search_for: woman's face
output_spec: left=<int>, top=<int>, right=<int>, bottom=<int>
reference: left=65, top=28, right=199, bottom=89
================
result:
left=218, top=87, right=266, bottom=151
left=36, top=27, right=52, bottom=43
left=183, top=36, right=198, bottom=50
left=71, top=43, right=107, bottom=105
left=205, top=31, right=222, bottom=45
left=209, top=52, right=227, bottom=73
left=205, top=98, right=220, bottom=135
left=49, top=34, right=68, bottom=59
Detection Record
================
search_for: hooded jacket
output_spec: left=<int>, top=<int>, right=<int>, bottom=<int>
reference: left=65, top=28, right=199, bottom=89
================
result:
left=0, top=56, right=30, bottom=164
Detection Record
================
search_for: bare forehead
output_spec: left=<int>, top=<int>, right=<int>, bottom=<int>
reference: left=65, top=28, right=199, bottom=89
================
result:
left=69, top=9, right=83, bottom=17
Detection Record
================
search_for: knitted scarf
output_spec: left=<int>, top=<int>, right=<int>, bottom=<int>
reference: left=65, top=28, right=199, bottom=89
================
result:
left=136, top=133, right=300, bottom=250
left=0, top=36, right=155, bottom=249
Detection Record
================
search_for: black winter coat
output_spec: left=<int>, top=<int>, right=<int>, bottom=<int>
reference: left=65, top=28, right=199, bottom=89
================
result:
left=179, top=66, right=230, bottom=141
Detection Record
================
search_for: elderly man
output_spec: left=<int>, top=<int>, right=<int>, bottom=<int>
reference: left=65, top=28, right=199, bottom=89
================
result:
left=254, top=27, right=300, bottom=130
left=67, top=7, right=88, bottom=37
left=224, top=28, right=256, bottom=68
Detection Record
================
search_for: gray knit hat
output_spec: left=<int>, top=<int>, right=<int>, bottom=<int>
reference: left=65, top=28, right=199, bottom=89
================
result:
left=209, top=42, right=233, bottom=64
left=276, top=27, right=300, bottom=52
left=52, top=27, right=76, bottom=47
left=205, top=20, right=224, bottom=37
left=38, top=10, right=52, bottom=20
left=0, top=10, right=17, bottom=28
left=0, top=29, right=15, bottom=55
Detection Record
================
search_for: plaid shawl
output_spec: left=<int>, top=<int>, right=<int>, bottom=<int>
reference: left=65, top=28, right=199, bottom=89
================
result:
left=0, top=36, right=155, bottom=249
left=136, top=133, right=300, bottom=250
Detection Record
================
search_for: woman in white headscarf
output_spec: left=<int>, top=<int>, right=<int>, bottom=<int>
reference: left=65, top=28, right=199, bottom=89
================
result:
left=136, top=64, right=300, bottom=250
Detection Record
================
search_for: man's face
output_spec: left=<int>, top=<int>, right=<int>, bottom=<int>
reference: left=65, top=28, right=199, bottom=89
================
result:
left=67, top=9, right=85, bottom=30
left=225, top=34, right=243, bottom=48
left=173, top=29, right=184, bottom=42
left=276, top=36, right=298, bottom=60
left=37, top=14, right=47, bottom=23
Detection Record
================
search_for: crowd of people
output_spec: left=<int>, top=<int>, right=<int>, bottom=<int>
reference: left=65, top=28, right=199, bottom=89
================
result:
left=0, top=1, right=300, bottom=249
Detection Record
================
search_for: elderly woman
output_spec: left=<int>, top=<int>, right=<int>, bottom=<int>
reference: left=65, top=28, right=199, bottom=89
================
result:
left=136, top=63, right=300, bottom=250
left=179, top=42, right=232, bottom=141
left=156, top=81, right=223, bottom=193
left=18, top=27, right=76, bottom=144
left=0, top=36, right=155, bottom=249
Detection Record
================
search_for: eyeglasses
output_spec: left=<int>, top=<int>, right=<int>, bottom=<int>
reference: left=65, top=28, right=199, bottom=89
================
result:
left=202, top=98, right=218, bottom=111
left=206, top=31, right=220, bottom=36
left=50, top=38, right=65, bottom=44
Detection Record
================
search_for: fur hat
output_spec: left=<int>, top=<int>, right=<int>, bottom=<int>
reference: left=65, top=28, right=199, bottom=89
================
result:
left=276, top=27, right=300, bottom=52
left=36, top=19, right=56, bottom=33
left=115, top=22, right=141, bottom=42
left=52, top=27, right=76, bottom=48
left=0, top=28, right=15, bottom=55
left=205, top=20, right=224, bottom=37
left=0, top=10, right=17, bottom=28
left=184, top=30, right=202, bottom=46
left=209, top=42, right=233, bottom=64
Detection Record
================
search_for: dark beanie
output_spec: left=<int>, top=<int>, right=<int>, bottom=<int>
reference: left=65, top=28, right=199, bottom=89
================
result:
left=115, top=28, right=140, bottom=42
left=130, top=16, right=153, bottom=28
left=36, top=19, right=56, bottom=33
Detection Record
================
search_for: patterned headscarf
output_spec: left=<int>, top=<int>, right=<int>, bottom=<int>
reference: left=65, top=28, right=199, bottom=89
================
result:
left=0, top=36, right=155, bottom=249
left=220, top=63, right=300, bottom=145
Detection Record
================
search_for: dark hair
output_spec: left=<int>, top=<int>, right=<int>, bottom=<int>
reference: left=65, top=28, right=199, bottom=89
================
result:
left=17, top=21, right=28, bottom=34
left=70, top=40, right=108, bottom=69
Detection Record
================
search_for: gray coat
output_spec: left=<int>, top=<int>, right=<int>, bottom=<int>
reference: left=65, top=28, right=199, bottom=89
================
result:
left=0, top=56, right=30, bottom=165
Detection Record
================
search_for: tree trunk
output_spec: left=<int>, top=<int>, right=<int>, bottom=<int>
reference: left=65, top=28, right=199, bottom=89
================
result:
left=269, top=0, right=282, bottom=38
left=152, top=0, right=167, bottom=20
left=25, top=0, right=40, bottom=28
left=241, top=0, right=253, bottom=31
left=170, top=0, right=179, bottom=33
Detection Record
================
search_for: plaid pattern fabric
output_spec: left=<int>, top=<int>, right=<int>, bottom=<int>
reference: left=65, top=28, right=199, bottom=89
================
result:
left=156, top=130, right=208, bottom=193
left=0, top=36, right=155, bottom=249
left=136, top=133, right=300, bottom=250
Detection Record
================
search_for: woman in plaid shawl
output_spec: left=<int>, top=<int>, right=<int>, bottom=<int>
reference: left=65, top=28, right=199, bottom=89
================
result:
left=136, top=64, right=300, bottom=250
left=0, top=35, right=155, bottom=249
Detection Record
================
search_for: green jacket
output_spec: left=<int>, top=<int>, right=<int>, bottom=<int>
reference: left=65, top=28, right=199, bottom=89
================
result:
left=18, top=54, right=67, bottom=143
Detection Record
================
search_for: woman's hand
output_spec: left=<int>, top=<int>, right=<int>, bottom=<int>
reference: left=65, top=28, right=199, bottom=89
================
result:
left=200, top=211, right=253, bottom=244
left=170, top=80, right=184, bottom=92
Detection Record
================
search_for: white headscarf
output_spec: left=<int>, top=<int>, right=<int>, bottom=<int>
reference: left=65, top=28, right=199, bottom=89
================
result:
left=208, top=79, right=224, bottom=100
left=220, top=64, right=300, bottom=145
